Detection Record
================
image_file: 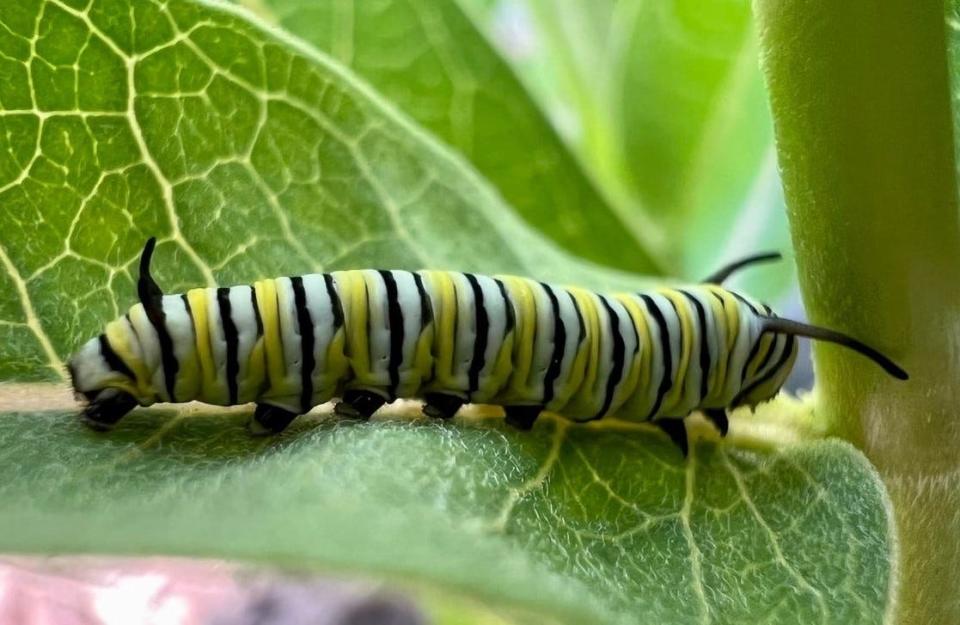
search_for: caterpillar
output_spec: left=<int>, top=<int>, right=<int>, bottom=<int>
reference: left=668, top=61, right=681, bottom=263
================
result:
left=67, top=238, right=907, bottom=454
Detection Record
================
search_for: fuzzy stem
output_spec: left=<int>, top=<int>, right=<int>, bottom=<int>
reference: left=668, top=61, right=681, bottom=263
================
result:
left=753, top=1, right=960, bottom=623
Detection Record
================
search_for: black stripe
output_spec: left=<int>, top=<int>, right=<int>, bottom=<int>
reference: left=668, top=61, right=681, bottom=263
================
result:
left=324, top=274, right=344, bottom=329
left=173, top=297, right=193, bottom=395
left=217, top=287, right=240, bottom=405
left=620, top=295, right=642, bottom=399
left=494, top=279, right=515, bottom=335
left=250, top=287, right=264, bottom=337
left=540, top=283, right=566, bottom=405
left=143, top=296, right=179, bottom=402
left=733, top=334, right=795, bottom=405
left=364, top=279, right=373, bottom=374
left=450, top=277, right=459, bottom=379
left=736, top=296, right=766, bottom=382
left=464, top=273, right=488, bottom=397
left=711, top=291, right=726, bottom=308
left=291, top=277, right=315, bottom=412
left=731, top=291, right=760, bottom=316
left=740, top=335, right=765, bottom=382
left=595, top=296, right=626, bottom=419
left=413, top=273, right=435, bottom=383
left=379, top=270, right=404, bottom=398
left=754, top=332, right=781, bottom=376
left=568, top=291, right=585, bottom=345
left=680, top=290, right=711, bottom=402
left=640, top=294, right=672, bottom=420
left=180, top=295, right=197, bottom=401
left=413, top=273, right=433, bottom=329
left=622, top=296, right=640, bottom=356
left=99, top=334, right=136, bottom=380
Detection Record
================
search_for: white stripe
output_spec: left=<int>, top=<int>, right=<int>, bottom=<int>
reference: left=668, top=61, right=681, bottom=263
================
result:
left=275, top=277, right=303, bottom=397
left=161, top=295, right=198, bottom=403
left=471, top=273, right=509, bottom=401
left=129, top=303, right=162, bottom=400
left=451, top=272, right=476, bottom=384
left=392, top=270, right=426, bottom=397
left=641, top=292, right=679, bottom=419
left=527, top=282, right=554, bottom=399
left=546, top=287, right=583, bottom=411
left=228, top=286, right=262, bottom=404
left=606, top=294, right=638, bottom=416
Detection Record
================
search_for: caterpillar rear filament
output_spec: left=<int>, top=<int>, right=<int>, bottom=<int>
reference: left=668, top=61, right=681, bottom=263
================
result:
left=68, top=238, right=907, bottom=454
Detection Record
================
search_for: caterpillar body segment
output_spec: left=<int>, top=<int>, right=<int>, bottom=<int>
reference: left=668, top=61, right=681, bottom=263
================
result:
left=68, top=240, right=907, bottom=451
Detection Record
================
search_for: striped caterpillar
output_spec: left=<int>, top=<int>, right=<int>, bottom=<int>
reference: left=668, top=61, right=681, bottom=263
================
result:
left=68, top=238, right=907, bottom=454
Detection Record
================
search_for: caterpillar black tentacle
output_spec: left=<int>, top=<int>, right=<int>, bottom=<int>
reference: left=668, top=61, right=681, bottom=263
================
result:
left=67, top=240, right=908, bottom=454
left=702, top=251, right=782, bottom=284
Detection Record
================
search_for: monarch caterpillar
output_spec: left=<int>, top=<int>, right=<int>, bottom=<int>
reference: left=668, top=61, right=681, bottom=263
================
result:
left=68, top=238, right=907, bottom=454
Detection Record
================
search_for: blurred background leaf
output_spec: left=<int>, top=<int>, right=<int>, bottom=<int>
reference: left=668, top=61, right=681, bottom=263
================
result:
left=238, top=0, right=664, bottom=273
left=463, top=0, right=795, bottom=303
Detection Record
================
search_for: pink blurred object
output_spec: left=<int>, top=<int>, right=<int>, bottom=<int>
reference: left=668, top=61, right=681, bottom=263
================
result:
left=0, top=556, right=242, bottom=625
left=0, top=556, right=426, bottom=625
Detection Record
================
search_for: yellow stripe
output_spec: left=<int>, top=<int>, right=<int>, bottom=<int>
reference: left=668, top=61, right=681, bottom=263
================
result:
left=104, top=318, right=149, bottom=397
left=246, top=336, right=266, bottom=400
left=254, top=278, right=286, bottom=396
left=411, top=276, right=435, bottom=381
left=561, top=287, right=600, bottom=414
left=703, top=287, right=736, bottom=400
left=556, top=287, right=591, bottom=407
left=186, top=288, right=217, bottom=401
left=658, top=289, right=693, bottom=409
left=747, top=333, right=776, bottom=379
left=326, top=327, right=349, bottom=384
left=720, top=288, right=744, bottom=393
left=750, top=342, right=797, bottom=400
left=336, top=271, right=370, bottom=378
left=614, top=293, right=651, bottom=406
left=358, top=271, right=379, bottom=378
left=499, top=276, right=536, bottom=396
left=423, top=271, right=458, bottom=389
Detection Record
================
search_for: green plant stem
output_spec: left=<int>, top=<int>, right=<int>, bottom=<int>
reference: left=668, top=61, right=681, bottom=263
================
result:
left=753, top=1, right=960, bottom=623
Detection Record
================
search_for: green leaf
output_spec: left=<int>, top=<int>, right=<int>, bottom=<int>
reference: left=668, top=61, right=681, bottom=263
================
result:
left=233, top=0, right=661, bottom=273
left=0, top=405, right=893, bottom=625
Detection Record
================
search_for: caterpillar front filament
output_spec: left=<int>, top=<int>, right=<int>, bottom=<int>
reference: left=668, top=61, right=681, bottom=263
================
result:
left=68, top=238, right=907, bottom=453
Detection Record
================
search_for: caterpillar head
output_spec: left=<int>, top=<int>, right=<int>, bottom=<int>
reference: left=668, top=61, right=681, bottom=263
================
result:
left=732, top=326, right=801, bottom=409
left=69, top=237, right=165, bottom=429
left=67, top=330, right=145, bottom=430
left=730, top=314, right=907, bottom=411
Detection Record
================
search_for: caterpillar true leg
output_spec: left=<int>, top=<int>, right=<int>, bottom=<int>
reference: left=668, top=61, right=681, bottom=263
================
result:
left=335, top=390, right=387, bottom=419
left=82, top=390, right=138, bottom=431
left=504, top=405, right=542, bottom=431
left=655, top=418, right=689, bottom=457
left=249, top=404, right=300, bottom=435
left=422, top=392, right=464, bottom=419
left=703, top=408, right=729, bottom=437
